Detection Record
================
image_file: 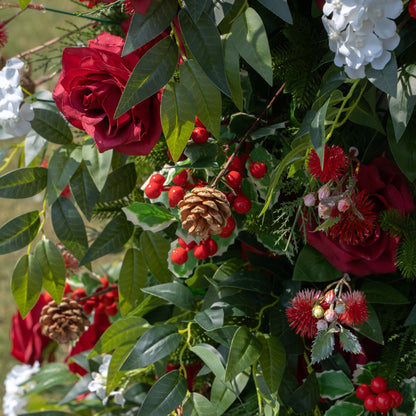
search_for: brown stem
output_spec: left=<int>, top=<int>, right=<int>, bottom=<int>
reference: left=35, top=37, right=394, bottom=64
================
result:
left=76, top=284, right=118, bottom=303
left=211, top=82, right=286, bottom=189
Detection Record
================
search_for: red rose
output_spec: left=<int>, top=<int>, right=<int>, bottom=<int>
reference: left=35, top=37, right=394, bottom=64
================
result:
left=53, top=32, right=162, bottom=156
left=305, top=157, right=414, bottom=276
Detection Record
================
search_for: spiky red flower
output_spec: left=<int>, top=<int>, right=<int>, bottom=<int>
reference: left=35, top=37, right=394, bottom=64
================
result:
left=338, top=290, right=368, bottom=326
left=122, top=0, right=135, bottom=14
left=286, top=289, right=322, bottom=338
left=329, top=190, right=377, bottom=245
left=307, top=145, right=348, bottom=183
left=0, top=23, right=8, bottom=49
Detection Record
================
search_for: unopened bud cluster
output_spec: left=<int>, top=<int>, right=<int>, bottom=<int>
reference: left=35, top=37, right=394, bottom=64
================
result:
left=313, top=288, right=347, bottom=332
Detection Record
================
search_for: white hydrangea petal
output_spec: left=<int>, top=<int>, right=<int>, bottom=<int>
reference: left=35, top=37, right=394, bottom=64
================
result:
left=19, top=102, right=34, bottom=122
left=3, top=118, right=32, bottom=137
left=373, top=18, right=397, bottom=39
left=371, top=50, right=391, bottom=70
left=382, top=33, right=400, bottom=51
left=344, top=64, right=366, bottom=79
left=5, top=58, right=24, bottom=71
left=382, top=0, right=403, bottom=19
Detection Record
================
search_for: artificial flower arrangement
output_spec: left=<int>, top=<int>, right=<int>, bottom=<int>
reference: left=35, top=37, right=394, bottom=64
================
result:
left=1, top=0, right=416, bottom=415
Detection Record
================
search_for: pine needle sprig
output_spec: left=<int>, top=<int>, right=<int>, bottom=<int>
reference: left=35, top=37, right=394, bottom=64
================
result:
left=396, top=236, right=416, bottom=280
left=92, top=197, right=133, bottom=220
left=379, top=209, right=416, bottom=238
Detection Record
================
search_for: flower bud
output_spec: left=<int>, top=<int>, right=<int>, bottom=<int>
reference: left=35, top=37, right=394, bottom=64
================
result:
left=318, top=183, right=331, bottom=200
left=317, top=319, right=328, bottom=332
left=324, top=308, right=337, bottom=323
left=349, top=146, right=359, bottom=157
left=337, top=198, right=350, bottom=212
left=304, top=193, right=316, bottom=207
left=312, top=304, right=324, bottom=319
left=335, top=301, right=346, bottom=314
left=318, top=201, right=335, bottom=219
left=325, top=290, right=336, bottom=304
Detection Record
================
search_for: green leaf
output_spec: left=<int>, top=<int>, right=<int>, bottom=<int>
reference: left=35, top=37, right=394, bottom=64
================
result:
left=34, top=239, right=66, bottom=304
left=142, top=282, right=195, bottom=310
left=0, top=167, right=47, bottom=199
left=225, top=326, right=263, bottom=382
left=217, top=270, right=271, bottom=294
left=140, top=230, right=171, bottom=283
left=257, top=0, right=292, bottom=24
left=137, top=370, right=188, bottom=416
left=47, top=146, right=82, bottom=206
left=22, top=412, right=76, bottom=416
left=119, top=248, right=148, bottom=316
left=183, top=392, right=216, bottom=416
left=405, top=304, right=416, bottom=326
left=89, top=316, right=150, bottom=358
left=59, top=374, right=92, bottom=405
left=316, top=370, right=354, bottom=400
left=184, top=0, right=208, bottom=22
left=31, top=108, right=73, bottom=144
left=123, top=0, right=178, bottom=54
left=361, top=281, right=409, bottom=304
left=311, top=330, right=335, bottom=364
left=339, top=328, right=362, bottom=355
left=18, top=0, right=31, bottom=10
left=12, top=254, right=43, bottom=318
left=190, top=343, right=226, bottom=380
left=79, top=212, right=134, bottom=266
left=194, top=308, right=224, bottom=331
left=293, top=244, right=340, bottom=282
left=121, top=325, right=182, bottom=370
left=115, top=37, right=178, bottom=119
left=161, top=81, right=195, bottom=162
left=286, top=372, right=320, bottom=414
left=217, top=0, right=248, bottom=33
left=257, top=333, right=286, bottom=394
left=354, top=304, right=384, bottom=344
left=366, top=54, right=398, bottom=97
left=82, top=138, right=113, bottom=192
left=0, top=211, right=40, bottom=255
left=187, top=263, right=217, bottom=290
left=106, top=343, right=135, bottom=393
left=310, top=97, right=330, bottom=168
left=325, top=401, right=364, bottom=416
left=51, top=197, right=88, bottom=262
left=223, top=35, right=243, bottom=111
left=180, top=60, right=221, bottom=138
left=179, top=10, right=231, bottom=96
left=230, top=8, right=273, bottom=86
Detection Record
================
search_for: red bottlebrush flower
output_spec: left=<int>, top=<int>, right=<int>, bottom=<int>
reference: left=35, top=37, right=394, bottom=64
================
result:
left=338, top=290, right=368, bottom=326
left=0, top=23, right=8, bottom=49
left=329, top=190, right=377, bottom=245
left=286, top=289, right=322, bottom=338
left=307, top=145, right=348, bottom=183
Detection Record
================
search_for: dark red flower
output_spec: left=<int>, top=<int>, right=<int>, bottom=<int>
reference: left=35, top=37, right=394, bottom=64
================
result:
left=0, top=23, right=8, bottom=49
left=122, top=0, right=135, bottom=14
left=129, top=0, right=153, bottom=14
left=307, top=145, right=348, bottom=183
left=338, top=290, right=368, bottom=326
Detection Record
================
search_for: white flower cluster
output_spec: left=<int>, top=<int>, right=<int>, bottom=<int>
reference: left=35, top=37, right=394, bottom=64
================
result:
left=3, top=361, right=40, bottom=416
left=0, top=58, right=34, bottom=137
left=322, top=0, right=402, bottom=79
left=88, top=355, right=126, bottom=407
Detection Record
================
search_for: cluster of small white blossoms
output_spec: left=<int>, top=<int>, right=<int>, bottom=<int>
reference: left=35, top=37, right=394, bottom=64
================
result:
left=0, top=58, right=34, bottom=137
left=3, top=361, right=40, bottom=416
left=88, top=355, right=126, bottom=407
left=322, top=0, right=402, bottom=79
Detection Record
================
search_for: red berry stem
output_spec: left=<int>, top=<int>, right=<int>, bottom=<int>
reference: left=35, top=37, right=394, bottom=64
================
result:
left=74, top=284, right=118, bottom=303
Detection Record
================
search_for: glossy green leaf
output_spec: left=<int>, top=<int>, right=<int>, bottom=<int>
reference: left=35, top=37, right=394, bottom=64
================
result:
left=69, top=163, right=99, bottom=221
left=0, top=211, right=40, bottom=255
left=405, top=304, right=416, bottom=326
left=140, top=230, right=171, bottom=283
left=97, top=163, right=137, bottom=203
left=184, top=0, right=208, bottom=22
left=316, top=370, right=354, bottom=400
left=183, top=392, right=216, bottom=416
left=123, top=202, right=176, bottom=232
left=51, top=197, right=88, bottom=262
left=225, top=326, right=263, bottom=382
left=31, top=108, right=73, bottom=144
left=187, top=263, right=217, bottom=290
left=161, top=81, right=195, bottom=162
left=119, top=248, right=148, bottom=315
left=121, top=325, right=182, bottom=370
left=311, top=330, right=335, bottom=364
left=59, top=374, right=92, bottom=405
left=79, top=212, right=134, bottom=266
left=179, top=10, right=231, bottom=96
left=325, top=401, right=363, bottom=416
left=137, top=370, right=187, bottom=416
left=354, top=304, right=384, bottom=344
left=47, top=146, right=82, bottom=206
left=34, top=239, right=66, bottom=304
left=258, top=0, right=292, bottom=23
left=89, top=316, right=150, bottom=357
left=230, top=8, right=273, bottom=86
left=217, top=0, right=247, bottom=34
left=22, top=411, right=76, bottom=416
left=223, top=34, right=243, bottom=111
left=285, top=372, right=320, bottom=414
left=142, top=282, right=195, bottom=310
left=12, top=254, right=43, bottom=318
left=257, top=333, right=286, bottom=394
left=191, top=343, right=226, bottom=379
left=361, top=281, right=409, bottom=304
left=106, top=343, right=136, bottom=393
left=180, top=60, right=221, bottom=138
left=217, top=270, right=271, bottom=294
left=115, top=37, right=178, bottom=118
left=366, top=54, right=397, bottom=97
left=293, top=244, right=340, bottom=282
left=310, top=97, right=330, bottom=168
left=123, top=0, right=178, bottom=54
left=0, top=167, right=47, bottom=199
left=82, top=138, right=113, bottom=192
left=194, top=308, right=224, bottom=331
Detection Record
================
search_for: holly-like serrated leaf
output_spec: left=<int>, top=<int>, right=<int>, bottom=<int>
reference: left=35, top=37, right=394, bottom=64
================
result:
left=0, top=167, right=47, bottom=199
left=316, top=370, right=354, bottom=400
left=311, top=330, right=335, bottom=364
left=313, top=216, right=341, bottom=232
left=339, top=328, right=362, bottom=355
left=31, top=108, right=73, bottom=144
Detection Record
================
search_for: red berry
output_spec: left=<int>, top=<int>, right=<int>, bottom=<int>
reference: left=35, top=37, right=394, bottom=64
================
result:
left=191, top=127, right=210, bottom=144
left=195, top=116, right=205, bottom=128
left=150, top=174, right=165, bottom=185
left=72, top=288, right=87, bottom=302
left=102, top=291, right=116, bottom=306
left=171, top=247, right=188, bottom=265
left=172, top=170, right=188, bottom=185
left=83, top=299, right=96, bottom=315
left=225, top=191, right=236, bottom=204
left=225, top=170, right=242, bottom=189
left=100, top=277, right=109, bottom=289
left=409, top=0, right=416, bottom=18
left=220, top=216, right=236, bottom=238
left=228, top=155, right=245, bottom=172
left=178, top=237, right=188, bottom=249
left=233, top=195, right=252, bottom=214
left=105, top=302, right=118, bottom=316
left=168, top=186, right=185, bottom=207
left=193, top=243, right=209, bottom=260
left=250, top=161, right=268, bottom=178
left=356, top=384, right=372, bottom=401
left=376, top=392, right=393, bottom=413
left=371, top=377, right=387, bottom=394
left=145, top=182, right=163, bottom=199
left=364, top=394, right=377, bottom=412
left=388, top=390, right=403, bottom=408
left=206, top=239, right=218, bottom=256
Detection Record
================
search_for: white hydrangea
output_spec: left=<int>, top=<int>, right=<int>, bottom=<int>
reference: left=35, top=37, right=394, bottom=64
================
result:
left=3, top=361, right=40, bottom=416
left=0, top=58, right=34, bottom=137
left=322, top=0, right=402, bottom=79
left=88, top=355, right=126, bottom=407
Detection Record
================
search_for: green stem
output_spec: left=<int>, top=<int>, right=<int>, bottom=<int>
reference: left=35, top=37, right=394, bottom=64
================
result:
left=42, top=7, right=119, bottom=24
left=252, top=362, right=264, bottom=415
left=252, top=294, right=280, bottom=332
left=178, top=321, right=193, bottom=381
left=0, top=143, right=24, bottom=174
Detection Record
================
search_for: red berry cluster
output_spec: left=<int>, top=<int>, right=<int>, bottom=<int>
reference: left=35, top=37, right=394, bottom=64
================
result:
left=191, top=117, right=210, bottom=144
left=171, top=237, right=218, bottom=265
left=409, top=0, right=416, bottom=18
left=72, top=278, right=118, bottom=316
left=356, top=377, right=403, bottom=414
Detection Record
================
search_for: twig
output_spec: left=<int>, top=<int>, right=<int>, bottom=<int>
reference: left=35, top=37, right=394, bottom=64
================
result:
left=211, top=82, right=286, bottom=188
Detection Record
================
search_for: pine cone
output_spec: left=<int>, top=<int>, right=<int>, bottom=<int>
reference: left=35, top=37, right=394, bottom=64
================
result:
left=40, top=297, right=90, bottom=344
left=178, top=187, right=231, bottom=239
